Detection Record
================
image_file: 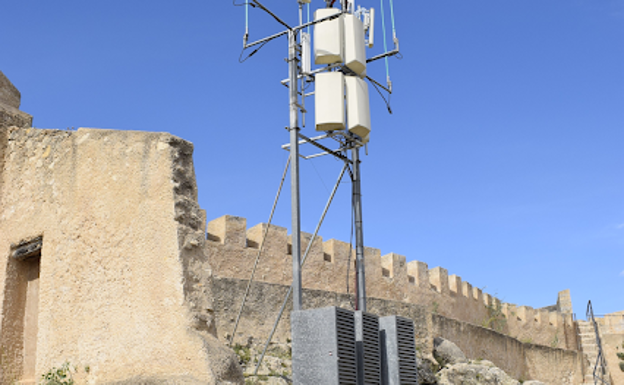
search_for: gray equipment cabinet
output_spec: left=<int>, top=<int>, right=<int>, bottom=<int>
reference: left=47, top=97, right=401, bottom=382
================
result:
left=292, top=306, right=357, bottom=385
left=355, top=311, right=382, bottom=385
left=379, top=316, right=418, bottom=385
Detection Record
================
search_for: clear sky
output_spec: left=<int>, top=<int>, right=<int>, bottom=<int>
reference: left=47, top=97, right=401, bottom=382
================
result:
left=2, top=0, right=622, bottom=317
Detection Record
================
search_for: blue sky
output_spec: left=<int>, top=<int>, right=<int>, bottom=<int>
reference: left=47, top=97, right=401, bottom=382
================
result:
left=2, top=0, right=622, bottom=317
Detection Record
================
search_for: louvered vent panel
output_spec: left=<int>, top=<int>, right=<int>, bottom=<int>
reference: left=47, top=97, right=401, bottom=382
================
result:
left=336, top=307, right=358, bottom=385
left=357, top=311, right=381, bottom=385
left=379, top=316, right=418, bottom=385
left=395, top=317, right=418, bottom=384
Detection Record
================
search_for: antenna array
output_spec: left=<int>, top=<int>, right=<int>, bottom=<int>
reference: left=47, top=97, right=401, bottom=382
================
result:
left=234, top=0, right=402, bottom=380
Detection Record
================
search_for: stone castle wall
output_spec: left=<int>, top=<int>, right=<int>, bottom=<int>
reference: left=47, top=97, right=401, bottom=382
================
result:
left=211, top=277, right=584, bottom=384
left=205, top=215, right=579, bottom=351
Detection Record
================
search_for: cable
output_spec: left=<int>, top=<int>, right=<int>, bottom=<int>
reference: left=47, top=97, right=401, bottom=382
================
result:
left=370, top=79, right=393, bottom=114
left=389, top=0, right=397, bottom=39
left=228, top=156, right=291, bottom=346
left=238, top=40, right=269, bottom=63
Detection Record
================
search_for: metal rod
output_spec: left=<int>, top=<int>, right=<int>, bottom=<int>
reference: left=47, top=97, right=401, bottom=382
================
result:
left=254, top=163, right=349, bottom=375
left=245, top=29, right=289, bottom=49
left=294, top=11, right=344, bottom=32
left=303, top=152, right=330, bottom=160
left=288, top=29, right=303, bottom=313
left=352, top=147, right=367, bottom=311
left=298, top=132, right=352, bottom=163
left=281, top=134, right=332, bottom=148
left=280, top=62, right=343, bottom=85
left=228, top=156, right=291, bottom=347
left=367, top=48, right=400, bottom=63
left=252, top=0, right=292, bottom=30
left=246, top=6, right=345, bottom=50
left=247, top=11, right=344, bottom=51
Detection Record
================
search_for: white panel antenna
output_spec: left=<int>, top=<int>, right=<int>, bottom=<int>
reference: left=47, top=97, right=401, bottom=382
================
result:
left=345, top=76, right=371, bottom=139
left=344, top=14, right=367, bottom=76
left=314, top=8, right=344, bottom=65
left=315, top=72, right=346, bottom=131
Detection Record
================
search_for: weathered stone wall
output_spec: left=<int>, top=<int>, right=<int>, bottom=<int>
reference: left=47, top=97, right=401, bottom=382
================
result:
left=205, top=215, right=578, bottom=351
left=212, top=277, right=584, bottom=383
left=0, top=71, right=32, bottom=129
left=432, top=314, right=583, bottom=384
left=597, top=312, right=624, bottom=385
left=212, top=277, right=431, bottom=352
left=0, top=127, right=242, bottom=384
left=0, top=127, right=7, bottom=201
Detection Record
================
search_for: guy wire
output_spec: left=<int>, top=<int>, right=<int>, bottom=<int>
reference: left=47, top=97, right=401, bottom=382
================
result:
left=228, top=155, right=291, bottom=346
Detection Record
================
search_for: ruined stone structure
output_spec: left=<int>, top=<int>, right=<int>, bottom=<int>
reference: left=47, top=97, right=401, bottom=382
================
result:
left=0, top=73, right=242, bottom=384
left=0, top=71, right=619, bottom=384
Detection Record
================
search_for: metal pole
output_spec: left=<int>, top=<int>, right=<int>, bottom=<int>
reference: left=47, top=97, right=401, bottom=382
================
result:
left=288, top=29, right=303, bottom=312
left=352, top=146, right=366, bottom=312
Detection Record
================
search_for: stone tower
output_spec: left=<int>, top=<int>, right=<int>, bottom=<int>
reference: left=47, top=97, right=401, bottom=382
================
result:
left=0, top=72, right=243, bottom=384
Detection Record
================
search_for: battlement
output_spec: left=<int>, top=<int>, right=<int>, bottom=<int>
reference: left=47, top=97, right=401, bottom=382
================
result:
left=205, top=215, right=578, bottom=350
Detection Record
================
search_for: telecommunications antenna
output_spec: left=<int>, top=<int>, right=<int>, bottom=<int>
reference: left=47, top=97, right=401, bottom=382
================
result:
left=231, top=0, right=400, bottom=373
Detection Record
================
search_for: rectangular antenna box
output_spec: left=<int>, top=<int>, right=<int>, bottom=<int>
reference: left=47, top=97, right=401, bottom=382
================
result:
left=344, top=14, right=367, bottom=76
left=379, top=316, right=419, bottom=385
left=292, top=306, right=357, bottom=385
left=315, top=72, right=345, bottom=131
left=314, top=8, right=344, bottom=65
left=355, top=311, right=382, bottom=385
left=345, top=76, right=371, bottom=139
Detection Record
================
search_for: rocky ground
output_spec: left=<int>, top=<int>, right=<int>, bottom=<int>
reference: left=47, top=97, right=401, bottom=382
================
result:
left=233, top=337, right=547, bottom=385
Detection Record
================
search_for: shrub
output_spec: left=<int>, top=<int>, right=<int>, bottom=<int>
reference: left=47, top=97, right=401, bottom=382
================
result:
left=41, top=362, right=74, bottom=385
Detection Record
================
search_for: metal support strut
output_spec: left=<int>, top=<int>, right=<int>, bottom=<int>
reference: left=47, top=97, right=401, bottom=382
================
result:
left=288, top=29, right=303, bottom=312
left=352, top=147, right=366, bottom=311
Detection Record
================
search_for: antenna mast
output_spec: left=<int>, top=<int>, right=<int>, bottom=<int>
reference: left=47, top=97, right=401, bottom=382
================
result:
left=238, top=0, right=400, bottom=318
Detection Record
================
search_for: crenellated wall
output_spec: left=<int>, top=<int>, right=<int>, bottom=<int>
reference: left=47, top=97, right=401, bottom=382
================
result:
left=205, top=215, right=579, bottom=351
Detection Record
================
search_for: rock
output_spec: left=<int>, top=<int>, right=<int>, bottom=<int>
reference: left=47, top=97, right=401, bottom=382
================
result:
left=417, top=355, right=438, bottom=384
left=437, top=360, right=520, bottom=385
left=433, top=337, right=468, bottom=366
left=522, top=381, right=546, bottom=385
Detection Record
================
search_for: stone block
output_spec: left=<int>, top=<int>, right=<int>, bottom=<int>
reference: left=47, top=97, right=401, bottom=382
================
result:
left=407, top=260, right=429, bottom=290
left=247, top=222, right=288, bottom=253
left=461, top=281, right=473, bottom=299
left=472, top=287, right=483, bottom=303
left=0, top=70, right=21, bottom=108
left=207, top=215, right=247, bottom=247
left=429, top=267, right=449, bottom=295
left=448, top=274, right=462, bottom=295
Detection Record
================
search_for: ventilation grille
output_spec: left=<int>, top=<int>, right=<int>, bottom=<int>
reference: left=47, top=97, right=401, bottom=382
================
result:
left=395, top=317, right=418, bottom=384
left=336, top=307, right=357, bottom=385
left=361, top=312, right=381, bottom=385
